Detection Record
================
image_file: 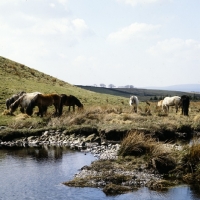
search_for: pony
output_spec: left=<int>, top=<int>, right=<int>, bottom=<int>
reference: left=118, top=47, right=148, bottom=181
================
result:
left=26, top=93, right=61, bottom=117
left=129, top=95, right=139, bottom=113
left=59, top=94, right=83, bottom=114
left=162, top=96, right=181, bottom=113
left=180, top=95, right=190, bottom=116
left=157, top=100, right=163, bottom=108
left=9, top=92, right=41, bottom=115
left=6, top=91, right=26, bottom=110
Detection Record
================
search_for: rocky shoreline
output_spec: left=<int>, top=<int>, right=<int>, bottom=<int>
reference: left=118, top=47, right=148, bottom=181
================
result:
left=0, top=127, right=195, bottom=195
left=0, top=128, right=168, bottom=194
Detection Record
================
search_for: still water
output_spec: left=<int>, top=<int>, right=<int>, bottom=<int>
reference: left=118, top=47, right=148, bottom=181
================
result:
left=0, top=146, right=200, bottom=200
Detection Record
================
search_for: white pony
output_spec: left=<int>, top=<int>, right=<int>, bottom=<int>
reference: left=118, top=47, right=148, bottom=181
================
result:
left=157, top=100, right=163, bottom=108
left=129, top=95, right=139, bottom=113
left=9, top=92, right=41, bottom=114
left=162, top=96, right=181, bottom=113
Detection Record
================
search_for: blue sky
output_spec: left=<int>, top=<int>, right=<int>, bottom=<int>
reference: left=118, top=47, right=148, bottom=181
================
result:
left=0, top=0, right=200, bottom=88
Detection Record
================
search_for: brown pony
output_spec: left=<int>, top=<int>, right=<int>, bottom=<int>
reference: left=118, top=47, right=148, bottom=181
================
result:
left=26, top=93, right=61, bottom=117
left=59, top=94, right=83, bottom=115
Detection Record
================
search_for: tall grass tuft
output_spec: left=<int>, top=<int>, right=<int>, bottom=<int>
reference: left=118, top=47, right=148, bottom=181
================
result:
left=118, top=131, right=156, bottom=156
left=182, top=138, right=200, bottom=172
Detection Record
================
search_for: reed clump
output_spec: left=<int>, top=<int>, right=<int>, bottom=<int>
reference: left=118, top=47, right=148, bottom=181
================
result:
left=118, top=131, right=177, bottom=173
left=118, top=131, right=156, bottom=156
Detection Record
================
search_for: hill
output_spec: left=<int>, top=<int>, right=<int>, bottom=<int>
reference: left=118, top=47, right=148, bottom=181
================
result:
left=144, top=84, right=200, bottom=93
left=76, top=85, right=200, bottom=101
left=0, top=56, right=126, bottom=119
left=1, top=55, right=199, bottom=112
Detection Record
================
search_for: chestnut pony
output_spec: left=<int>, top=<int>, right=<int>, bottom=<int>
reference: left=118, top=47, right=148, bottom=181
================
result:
left=26, top=93, right=61, bottom=117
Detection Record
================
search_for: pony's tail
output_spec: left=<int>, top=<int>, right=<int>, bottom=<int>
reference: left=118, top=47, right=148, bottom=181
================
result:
left=26, top=100, right=35, bottom=116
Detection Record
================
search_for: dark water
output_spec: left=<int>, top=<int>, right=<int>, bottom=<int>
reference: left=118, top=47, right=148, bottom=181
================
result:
left=0, top=146, right=200, bottom=200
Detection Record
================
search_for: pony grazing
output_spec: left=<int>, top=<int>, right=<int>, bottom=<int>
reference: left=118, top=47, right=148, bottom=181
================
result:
left=26, top=93, right=61, bottom=117
left=162, top=96, right=181, bottom=113
left=180, top=95, right=190, bottom=116
left=157, top=100, right=163, bottom=108
left=59, top=94, right=83, bottom=114
left=6, top=91, right=26, bottom=110
left=129, top=95, right=139, bottom=113
left=9, top=92, right=41, bottom=115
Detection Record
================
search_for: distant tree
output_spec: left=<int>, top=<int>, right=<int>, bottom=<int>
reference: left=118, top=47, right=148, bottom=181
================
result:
left=100, top=83, right=106, bottom=87
left=130, top=85, right=134, bottom=88
left=108, top=84, right=115, bottom=88
left=154, top=96, right=158, bottom=100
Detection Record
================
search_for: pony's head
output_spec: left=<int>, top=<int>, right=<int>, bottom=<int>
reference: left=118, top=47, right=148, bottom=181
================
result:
left=6, top=99, right=10, bottom=110
left=10, top=101, right=20, bottom=114
left=78, top=103, right=84, bottom=110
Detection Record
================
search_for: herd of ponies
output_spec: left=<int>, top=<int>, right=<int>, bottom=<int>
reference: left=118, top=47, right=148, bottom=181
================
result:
left=129, top=95, right=190, bottom=116
left=5, top=91, right=190, bottom=118
left=5, top=91, right=83, bottom=117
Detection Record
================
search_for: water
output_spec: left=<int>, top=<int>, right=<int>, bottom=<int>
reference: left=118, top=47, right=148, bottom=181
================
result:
left=0, top=146, right=200, bottom=200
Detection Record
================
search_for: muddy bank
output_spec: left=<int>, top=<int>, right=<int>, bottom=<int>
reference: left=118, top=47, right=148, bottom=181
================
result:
left=0, top=125, right=199, bottom=196
left=0, top=123, right=195, bottom=142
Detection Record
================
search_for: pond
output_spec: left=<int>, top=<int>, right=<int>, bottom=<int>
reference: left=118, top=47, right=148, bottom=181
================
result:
left=0, top=146, right=200, bottom=200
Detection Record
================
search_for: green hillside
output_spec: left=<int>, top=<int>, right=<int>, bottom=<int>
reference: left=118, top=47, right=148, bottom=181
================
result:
left=0, top=56, right=127, bottom=122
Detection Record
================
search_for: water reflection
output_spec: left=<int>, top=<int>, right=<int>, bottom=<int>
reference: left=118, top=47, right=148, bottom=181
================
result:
left=0, top=146, right=73, bottom=161
left=0, top=147, right=200, bottom=200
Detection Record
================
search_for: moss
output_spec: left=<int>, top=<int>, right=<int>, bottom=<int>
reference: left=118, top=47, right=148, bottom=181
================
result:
left=103, top=183, right=132, bottom=195
left=147, top=179, right=177, bottom=191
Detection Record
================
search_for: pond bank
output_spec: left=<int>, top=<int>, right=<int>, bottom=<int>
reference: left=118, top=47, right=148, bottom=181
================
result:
left=0, top=126, right=199, bottom=195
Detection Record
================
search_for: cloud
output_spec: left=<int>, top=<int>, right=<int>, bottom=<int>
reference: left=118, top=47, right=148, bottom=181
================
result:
left=148, top=38, right=200, bottom=61
left=116, top=0, right=172, bottom=6
left=107, top=23, right=161, bottom=42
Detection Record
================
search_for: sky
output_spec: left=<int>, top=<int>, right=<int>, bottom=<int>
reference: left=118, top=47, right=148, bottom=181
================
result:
left=0, top=0, right=200, bottom=88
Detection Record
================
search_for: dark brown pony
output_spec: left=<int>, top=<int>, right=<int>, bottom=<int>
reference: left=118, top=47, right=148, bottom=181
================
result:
left=59, top=94, right=83, bottom=115
left=180, top=95, right=190, bottom=116
left=26, top=93, right=61, bottom=117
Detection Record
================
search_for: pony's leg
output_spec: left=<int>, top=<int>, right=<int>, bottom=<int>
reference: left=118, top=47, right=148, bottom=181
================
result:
left=73, top=105, right=75, bottom=112
left=20, top=107, right=25, bottom=113
left=38, top=106, right=43, bottom=117
left=68, top=106, right=70, bottom=112
left=167, top=105, right=169, bottom=113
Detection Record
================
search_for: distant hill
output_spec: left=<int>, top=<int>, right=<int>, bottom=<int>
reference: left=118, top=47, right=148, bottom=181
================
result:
left=76, top=85, right=200, bottom=101
left=144, top=84, right=200, bottom=93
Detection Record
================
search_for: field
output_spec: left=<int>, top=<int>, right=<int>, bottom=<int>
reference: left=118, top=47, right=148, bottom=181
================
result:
left=1, top=55, right=200, bottom=131
left=1, top=56, right=200, bottom=193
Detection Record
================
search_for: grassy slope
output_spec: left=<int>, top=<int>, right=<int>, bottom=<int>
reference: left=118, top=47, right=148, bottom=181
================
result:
left=0, top=56, right=126, bottom=125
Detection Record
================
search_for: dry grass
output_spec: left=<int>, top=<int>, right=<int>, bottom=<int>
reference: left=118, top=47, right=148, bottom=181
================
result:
left=118, top=131, right=157, bottom=156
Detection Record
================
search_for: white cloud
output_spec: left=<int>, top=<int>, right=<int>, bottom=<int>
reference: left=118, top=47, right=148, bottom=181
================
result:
left=107, top=23, right=161, bottom=42
left=72, top=55, right=97, bottom=68
left=116, top=0, right=172, bottom=6
left=148, top=38, right=200, bottom=61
